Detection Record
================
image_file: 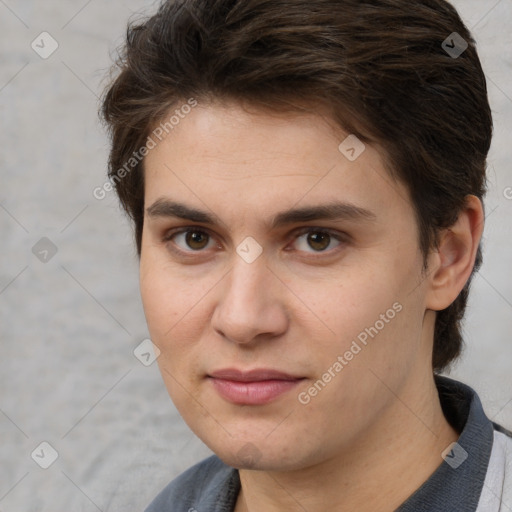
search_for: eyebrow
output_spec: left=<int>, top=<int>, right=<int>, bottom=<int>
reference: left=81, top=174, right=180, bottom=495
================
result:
left=145, top=198, right=377, bottom=229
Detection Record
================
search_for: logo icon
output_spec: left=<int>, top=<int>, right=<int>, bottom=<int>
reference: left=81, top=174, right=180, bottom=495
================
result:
left=31, top=441, right=59, bottom=469
left=236, top=442, right=262, bottom=467
left=442, top=442, right=468, bottom=469
left=338, top=134, right=366, bottom=161
left=134, top=338, right=161, bottom=366
left=236, top=237, right=263, bottom=264
left=442, top=32, right=468, bottom=59
left=31, top=32, right=59, bottom=59
left=32, top=237, right=58, bottom=263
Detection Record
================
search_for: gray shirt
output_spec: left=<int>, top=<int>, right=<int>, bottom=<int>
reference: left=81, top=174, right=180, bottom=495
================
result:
left=145, top=376, right=512, bottom=511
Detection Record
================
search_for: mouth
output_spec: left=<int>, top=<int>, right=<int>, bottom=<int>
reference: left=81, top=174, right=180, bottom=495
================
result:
left=207, top=368, right=306, bottom=405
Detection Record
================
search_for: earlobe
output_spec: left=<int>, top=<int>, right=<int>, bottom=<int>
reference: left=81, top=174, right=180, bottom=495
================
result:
left=425, top=195, right=484, bottom=311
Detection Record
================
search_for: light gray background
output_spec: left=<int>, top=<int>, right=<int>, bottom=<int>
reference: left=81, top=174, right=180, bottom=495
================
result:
left=0, top=1, right=511, bottom=510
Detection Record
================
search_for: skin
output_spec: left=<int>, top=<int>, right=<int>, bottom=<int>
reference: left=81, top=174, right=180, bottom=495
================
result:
left=139, top=99, right=484, bottom=511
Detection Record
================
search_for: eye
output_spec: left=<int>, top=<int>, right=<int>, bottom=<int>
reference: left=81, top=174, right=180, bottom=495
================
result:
left=291, top=228, right=344, bottom=254
left=164, top=228, right=217, bottom=253
left=163, top=226, right=346, bottom=258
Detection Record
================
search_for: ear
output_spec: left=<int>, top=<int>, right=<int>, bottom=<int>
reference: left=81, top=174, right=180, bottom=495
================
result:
left=425, top=195, right=484, bottom=311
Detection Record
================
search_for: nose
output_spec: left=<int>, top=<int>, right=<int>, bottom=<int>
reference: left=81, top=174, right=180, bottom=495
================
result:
left=211, top=255, right=289, bottom=345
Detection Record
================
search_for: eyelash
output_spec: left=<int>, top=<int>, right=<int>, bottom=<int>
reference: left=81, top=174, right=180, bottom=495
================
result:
left=162, top=226, right=348, bottom=259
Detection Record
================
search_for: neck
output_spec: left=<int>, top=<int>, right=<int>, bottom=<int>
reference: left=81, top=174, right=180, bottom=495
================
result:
left=235, top=373, right=459, bottom=512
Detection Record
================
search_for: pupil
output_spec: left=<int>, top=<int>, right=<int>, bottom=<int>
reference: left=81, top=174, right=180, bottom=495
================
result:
left=187, top=231, right=208, bottom=250
left=308, top=232, right=330, bottom=251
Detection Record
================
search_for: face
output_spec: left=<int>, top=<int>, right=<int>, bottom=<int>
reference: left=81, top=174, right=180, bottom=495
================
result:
left=140, top=100, right=431, bottom=471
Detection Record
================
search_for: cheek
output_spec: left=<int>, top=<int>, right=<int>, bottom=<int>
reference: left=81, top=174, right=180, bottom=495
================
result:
left=140, top=262, right=206, bottom=405
left=139, top=253, right=219, bottom=380
left=287, top=265, right=398, bottom=345
left=295, top=254, right=422, bottom=384
left=139, top=263, right=176, bottom=341
left=292, top=300, right=420, bottom=448
left=140, top=249, right=198, bottom=338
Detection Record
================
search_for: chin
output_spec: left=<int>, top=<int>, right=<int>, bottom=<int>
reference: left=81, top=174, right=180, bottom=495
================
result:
left=208, top=438, right=306, bottom=472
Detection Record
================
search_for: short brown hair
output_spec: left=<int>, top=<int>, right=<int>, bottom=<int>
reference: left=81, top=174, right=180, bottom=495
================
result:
left=100, top=0, right=492, bottom=372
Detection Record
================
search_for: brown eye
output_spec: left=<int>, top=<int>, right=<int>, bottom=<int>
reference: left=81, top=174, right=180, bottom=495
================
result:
left=185, top=230, right=210, bottom=250
left=292, top=229, right=343, bottom=254
left=307, top=232, right=331, bottom=251
left=165, top=228, right=215, bottom=253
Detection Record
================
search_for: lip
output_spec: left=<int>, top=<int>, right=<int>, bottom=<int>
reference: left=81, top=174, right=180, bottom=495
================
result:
left=208, top=368, right=305, bottom=405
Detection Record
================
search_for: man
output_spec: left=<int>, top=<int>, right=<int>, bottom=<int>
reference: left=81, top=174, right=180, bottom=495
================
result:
left=100, top=0, right=512, bottom=510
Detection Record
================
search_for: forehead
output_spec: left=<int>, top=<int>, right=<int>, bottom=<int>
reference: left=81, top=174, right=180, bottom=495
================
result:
left=143, top=101, right=412, bottom=227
